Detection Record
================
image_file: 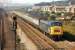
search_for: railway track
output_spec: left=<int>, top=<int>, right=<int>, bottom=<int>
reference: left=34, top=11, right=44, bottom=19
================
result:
left=17, top=17, right=75, bottom=50
left=0, top=11, right=8, bottom=50
left=12, top=11, right=75, bottom=50
left=0, top=14, right=4, bottom=50
left=17, top=17, right=60, bottom=50
left=2, top=14, right=16, bottom=50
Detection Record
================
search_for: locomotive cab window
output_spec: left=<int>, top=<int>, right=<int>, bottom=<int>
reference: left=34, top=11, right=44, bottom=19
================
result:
left=51, top=22, right=62, bottom=26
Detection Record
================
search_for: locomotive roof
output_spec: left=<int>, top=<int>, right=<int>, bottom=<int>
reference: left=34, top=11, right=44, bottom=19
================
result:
left=40, top=20, right=62, bottom=25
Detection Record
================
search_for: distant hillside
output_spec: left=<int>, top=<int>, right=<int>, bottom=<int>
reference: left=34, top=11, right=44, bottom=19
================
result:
left=50, top=1, right=69, bottom=6
left=35, top=1, right=70, bottom=6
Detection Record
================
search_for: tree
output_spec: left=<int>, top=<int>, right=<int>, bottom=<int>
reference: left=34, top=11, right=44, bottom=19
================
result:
left=48, top=11, right=56, bottom=20
left=45, top=11, right=50, bottom=17
left=56, top=12, right=61, bottom=17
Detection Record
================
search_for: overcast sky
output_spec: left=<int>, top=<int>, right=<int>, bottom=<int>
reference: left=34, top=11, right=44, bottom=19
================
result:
left=0, top=0, right=62, bottom=4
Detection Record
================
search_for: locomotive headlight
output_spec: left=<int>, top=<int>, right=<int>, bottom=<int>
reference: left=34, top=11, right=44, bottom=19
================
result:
left=54, top=30, right=60, bottom=32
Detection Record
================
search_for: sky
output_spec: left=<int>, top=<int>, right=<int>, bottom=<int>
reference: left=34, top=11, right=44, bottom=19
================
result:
left=0, top=0, right=62, bottom=4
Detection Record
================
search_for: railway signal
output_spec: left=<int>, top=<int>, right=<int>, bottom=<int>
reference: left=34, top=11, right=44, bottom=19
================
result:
left=13, top=15, right=17, bottom=30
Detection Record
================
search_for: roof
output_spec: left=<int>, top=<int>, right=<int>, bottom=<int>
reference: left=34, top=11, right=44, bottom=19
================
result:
left=53, top=1, right=69, bottom=6
left=40, top=19, right=62, bottom=25
left=35, top=2, right=51, bottom=6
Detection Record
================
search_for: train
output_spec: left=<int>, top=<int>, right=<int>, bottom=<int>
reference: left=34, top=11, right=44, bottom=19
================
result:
left=13, top=11, right=63, bottom=40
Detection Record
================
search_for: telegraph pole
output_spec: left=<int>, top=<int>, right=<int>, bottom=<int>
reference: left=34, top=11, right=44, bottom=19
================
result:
left=13, top=15, right=17, bottom=50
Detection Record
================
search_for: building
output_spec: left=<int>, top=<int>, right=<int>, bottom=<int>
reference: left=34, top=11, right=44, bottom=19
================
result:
left=32, top=1, right=75, bottom=13
left=32, top=2, right=52, bottom=12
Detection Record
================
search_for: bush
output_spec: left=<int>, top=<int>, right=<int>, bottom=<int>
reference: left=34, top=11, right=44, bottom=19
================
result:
left=16, top=36, right=21, bottom=44
left=65, top=12, right=73, bottom=16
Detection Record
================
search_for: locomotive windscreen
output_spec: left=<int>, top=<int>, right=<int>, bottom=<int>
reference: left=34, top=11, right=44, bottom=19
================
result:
left=51, top=22, right=62, bottom=26
left=48, top=21, right=62, bottom=26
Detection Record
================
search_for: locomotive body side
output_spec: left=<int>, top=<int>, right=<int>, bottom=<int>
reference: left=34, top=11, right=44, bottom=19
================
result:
left=39, top=20, right=49, bottom=33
